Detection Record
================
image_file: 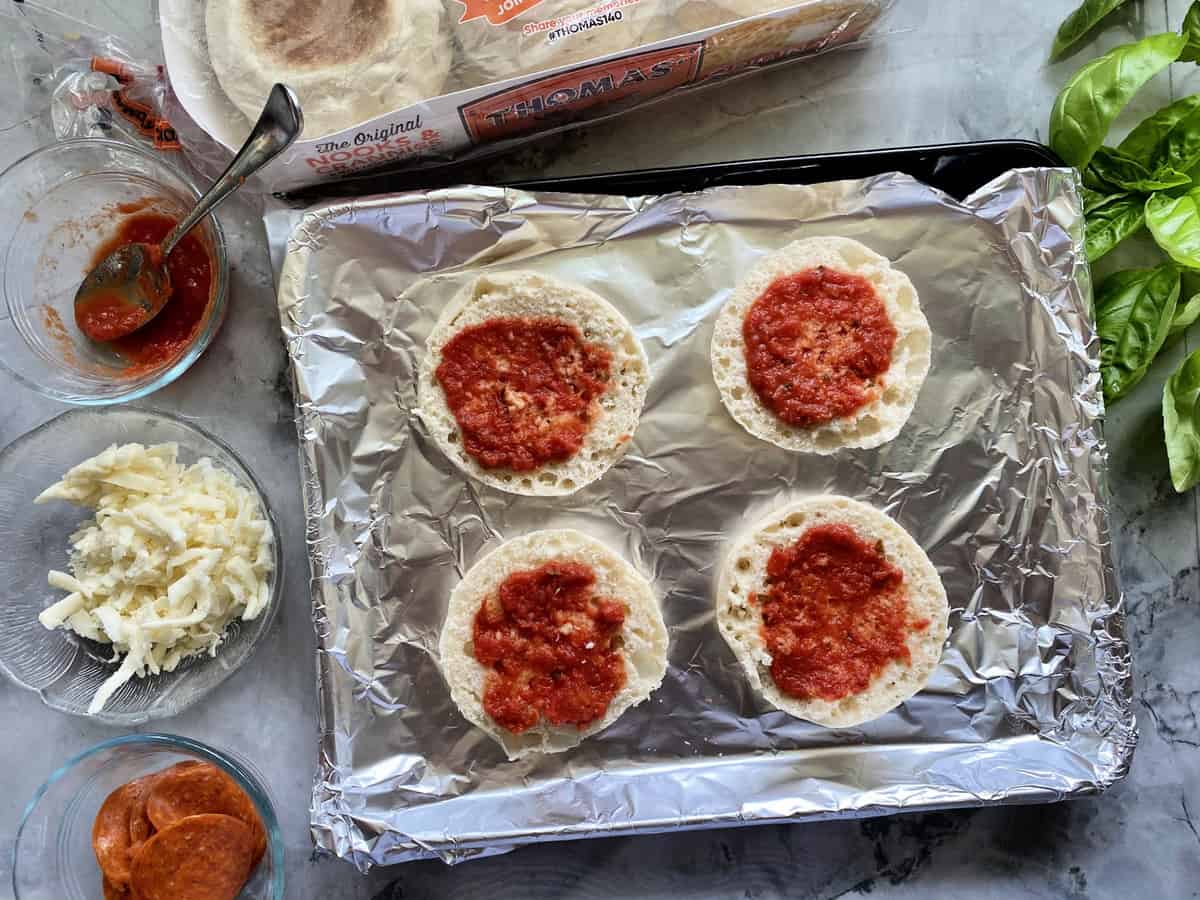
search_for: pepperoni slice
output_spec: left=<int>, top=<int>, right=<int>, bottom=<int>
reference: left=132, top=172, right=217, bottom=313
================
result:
left=145, top=762, right=267, bottom=864
left=129, top=814, right=255, bottom=900
left=156, top=759, right=206, bottom=776
left=102, top=876, right=130, bottom=900
left=128, top=763, right=200, bottom=851
left=127, top=781, right=156, bottom=851
left=92, top=778, right=152, bottom=887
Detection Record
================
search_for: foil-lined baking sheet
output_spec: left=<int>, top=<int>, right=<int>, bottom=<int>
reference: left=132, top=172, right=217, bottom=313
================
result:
left=267, top=168, right=1135, bottom=869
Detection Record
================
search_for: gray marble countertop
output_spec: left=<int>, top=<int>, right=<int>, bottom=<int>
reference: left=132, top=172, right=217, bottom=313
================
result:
left=2, top=1, right=1199, bottom=897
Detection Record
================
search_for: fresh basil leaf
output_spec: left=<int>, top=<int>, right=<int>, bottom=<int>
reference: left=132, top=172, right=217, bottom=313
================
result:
left=1163, top=347, right=1200, bottom=491
left=1118, top=95, right=1200, bottom=167
left=1146, top=188, right=1200, bottom=266
left=1096, top=263, right=1180, bottom=402
left=1084, top=146, right=1192, bottom=192
left=1126, top=106, right=1200, bottom=175
left=1153, top=107, right=1200, bottom=176
left=1050, top=33, right=1186, bottom=169
left=1051, top=0, right=1133, bottom=61
left=1085, top=192, right=1147, bottom=260
left=1081, top=185, right=1110, bottom=213
left=1183, top=0, right=1200, bottom=63
left=1169, top=291, right=1200, bottom=338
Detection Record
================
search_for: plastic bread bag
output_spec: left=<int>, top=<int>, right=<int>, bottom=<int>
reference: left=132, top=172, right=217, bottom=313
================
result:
left=452, top=0, right=883, bottom=88
left=1, top=1, right=277, bottom=198
left=2, top=2, right=169, bottom=154
left=159, top=0, right=895, bottom=189
left=449, top=0, right=671, bottom=89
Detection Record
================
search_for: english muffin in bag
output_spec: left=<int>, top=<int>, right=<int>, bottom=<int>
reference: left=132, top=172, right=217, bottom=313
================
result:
left=452, top=0, right=666, bottom=88
left=452, top=0, right=880, bottom=89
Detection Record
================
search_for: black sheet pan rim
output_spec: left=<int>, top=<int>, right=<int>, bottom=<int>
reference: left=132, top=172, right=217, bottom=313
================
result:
left=507, top=140, right=1063, bottom=199
left=279, top=139, right=1064, bottom=206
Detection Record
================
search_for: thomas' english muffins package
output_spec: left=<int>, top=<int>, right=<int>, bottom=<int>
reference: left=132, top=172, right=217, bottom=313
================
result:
left=159, top=0, right=893, bottom=188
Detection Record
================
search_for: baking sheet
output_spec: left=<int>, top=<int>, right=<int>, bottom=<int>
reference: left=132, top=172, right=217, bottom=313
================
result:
left=268, top=168, right=1135, bottom=869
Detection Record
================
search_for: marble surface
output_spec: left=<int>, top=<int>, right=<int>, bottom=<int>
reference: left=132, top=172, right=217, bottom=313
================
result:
left=1, top=0, right=1198, bottom=897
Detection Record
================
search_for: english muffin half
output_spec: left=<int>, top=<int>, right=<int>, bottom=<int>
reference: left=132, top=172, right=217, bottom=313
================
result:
left=418, top=271, right=649, bottom=496
left=440, top=529, right=669, bottom=759
left=206, top=0, right=451, bottom=138
left=718, top=495, right=948, bottom=728
left=711, top=236, right=930, bottom=453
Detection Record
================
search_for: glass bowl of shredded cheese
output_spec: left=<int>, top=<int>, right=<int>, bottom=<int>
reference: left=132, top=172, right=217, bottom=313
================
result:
left=0, top=407, right=282, bottom=724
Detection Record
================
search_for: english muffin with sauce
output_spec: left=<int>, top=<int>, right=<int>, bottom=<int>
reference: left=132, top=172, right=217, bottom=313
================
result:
left=711, top=236, right=930, bottom=453
left=205, top=0, right=451, bottom=139
left=717, top=495, right=948, bottom=728
left=418, top=270, right=650, bottom=496
left=439, top=529, right=669, bottom=759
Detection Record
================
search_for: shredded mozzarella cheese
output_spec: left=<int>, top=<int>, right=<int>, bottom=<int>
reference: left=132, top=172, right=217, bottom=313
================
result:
left=35, top=442, right=274, bottom=714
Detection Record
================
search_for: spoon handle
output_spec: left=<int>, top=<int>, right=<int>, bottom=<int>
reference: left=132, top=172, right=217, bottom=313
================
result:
left=161, top=83, right=304, bottom=257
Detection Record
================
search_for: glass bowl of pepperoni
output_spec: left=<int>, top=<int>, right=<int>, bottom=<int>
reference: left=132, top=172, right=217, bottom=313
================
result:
left=12, top=733, right=284, bottom=900
left=0, top=139, right=228, bottom=404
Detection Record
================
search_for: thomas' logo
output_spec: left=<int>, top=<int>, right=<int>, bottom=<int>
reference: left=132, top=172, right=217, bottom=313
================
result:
left=459, top=43, right=703, bottom=143
left=455, top=0, right=546, bottom=26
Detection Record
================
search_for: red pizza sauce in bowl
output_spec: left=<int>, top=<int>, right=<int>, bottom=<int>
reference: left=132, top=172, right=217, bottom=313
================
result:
left=81, top=212, right=216, bottom=375
left=742, top=266, right=896, bottom=427
left=0, top=139, right=227, bottom=405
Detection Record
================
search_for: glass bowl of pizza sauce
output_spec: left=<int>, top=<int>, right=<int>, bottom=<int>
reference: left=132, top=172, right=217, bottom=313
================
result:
left=0, top=139, right=227, bottom=404
left=12, top=733, right=284, bottom=900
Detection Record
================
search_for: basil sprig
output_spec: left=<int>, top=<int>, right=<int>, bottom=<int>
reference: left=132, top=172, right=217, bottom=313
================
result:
left=1048, top=6, right=1200, bottom=491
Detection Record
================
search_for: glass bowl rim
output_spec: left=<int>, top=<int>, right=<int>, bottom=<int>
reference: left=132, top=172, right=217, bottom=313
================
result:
left=0, top=137, right=229, bottom=406
left=0, top=406, right=284, bottom=725
left=12, top=731, right=287, bottom=900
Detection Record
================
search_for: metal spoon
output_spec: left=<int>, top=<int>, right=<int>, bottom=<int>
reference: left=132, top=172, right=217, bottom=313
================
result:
left=74, top=83, right=303, bottom=342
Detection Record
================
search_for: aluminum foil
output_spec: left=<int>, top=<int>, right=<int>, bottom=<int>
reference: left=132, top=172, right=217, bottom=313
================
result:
left=267, top=168, right=1135, bottom=870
